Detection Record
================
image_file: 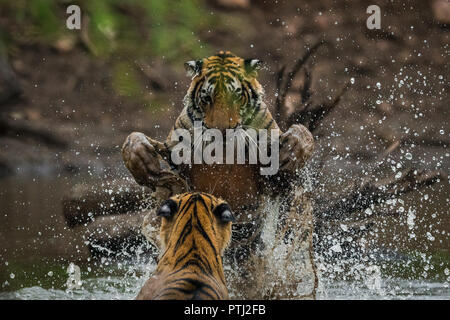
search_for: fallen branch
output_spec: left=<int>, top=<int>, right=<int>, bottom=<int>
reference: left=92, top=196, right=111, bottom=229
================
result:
left=62, top=179, right=152, bottom=228
left=83, top=211, right=156, bottom=258
left=287, top=81, right=350, bottom=132
left=276, top=40, right=325, bottom=127
left=315, top=168, right=445, bottom=222
left=300, top=67, right=312, bottom=104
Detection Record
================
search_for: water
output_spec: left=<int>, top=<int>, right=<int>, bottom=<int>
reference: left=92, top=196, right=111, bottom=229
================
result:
left=318, top=279, right=449, bottom=300
left=0, top=175, right=449, bottom=299
left=0, top=262, right=150, bottom=300
left=1, top=260, right=448, bottom=300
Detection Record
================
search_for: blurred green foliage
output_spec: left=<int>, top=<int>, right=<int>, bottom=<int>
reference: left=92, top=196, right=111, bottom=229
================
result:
left=0, top=0, right=212, bottom=99
left=112, top=61, right=142, bottom=99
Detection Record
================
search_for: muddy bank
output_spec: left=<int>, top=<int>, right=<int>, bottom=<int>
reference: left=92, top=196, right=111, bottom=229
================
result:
left=0, top=0, right=448, bottom=179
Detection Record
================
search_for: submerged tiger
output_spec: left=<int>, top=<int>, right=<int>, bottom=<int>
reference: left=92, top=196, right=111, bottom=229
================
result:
left=136, top=192, right=234, bottom=300
left=124, top=51, right=317, bottom=299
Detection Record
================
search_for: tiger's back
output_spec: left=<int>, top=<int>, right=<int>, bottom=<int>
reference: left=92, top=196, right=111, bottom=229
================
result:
left=136, top=192, right=235, bottom=300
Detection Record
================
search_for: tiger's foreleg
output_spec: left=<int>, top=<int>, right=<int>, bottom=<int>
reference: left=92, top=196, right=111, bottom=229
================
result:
left=276, top=186, right=318, bottom=299
left=122, top=132, right=188, bottom=194
left=122, top=132, right=188, bottom=250
left=226, top=187, right=318, bottom=300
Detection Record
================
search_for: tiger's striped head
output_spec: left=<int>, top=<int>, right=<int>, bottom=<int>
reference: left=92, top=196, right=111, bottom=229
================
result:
left=157, top=192, right=234, bottom=257
left=184, top=51, right=264, bottom=131
left=136, top=192, right=234, bottom=300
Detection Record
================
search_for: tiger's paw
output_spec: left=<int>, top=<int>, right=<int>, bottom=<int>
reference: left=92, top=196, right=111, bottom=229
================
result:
left=122, top=132, right=162, bottom=189
left=279, top=124, right=314, bottom=172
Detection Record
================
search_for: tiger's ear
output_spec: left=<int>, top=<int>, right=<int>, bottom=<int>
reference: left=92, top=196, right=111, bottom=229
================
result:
left=244, top=59, right=263, bottom=77
left=213, top=203, right=236, bottom=223
left=157, top=199, right=178, bottom=218
left=184, top=60, right=203, bottom=77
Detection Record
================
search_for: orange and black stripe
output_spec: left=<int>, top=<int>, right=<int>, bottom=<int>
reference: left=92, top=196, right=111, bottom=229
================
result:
left=136, top=192, right=235, bottom=300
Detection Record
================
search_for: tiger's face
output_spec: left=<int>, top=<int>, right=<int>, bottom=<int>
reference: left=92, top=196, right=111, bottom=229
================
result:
left=157, top=192, right=235, bottom=256
left=184, top=51, right=264, bottom=130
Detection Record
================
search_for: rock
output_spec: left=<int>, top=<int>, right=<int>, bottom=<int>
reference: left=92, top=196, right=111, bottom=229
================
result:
left=432, top=0, right=450, bottom=24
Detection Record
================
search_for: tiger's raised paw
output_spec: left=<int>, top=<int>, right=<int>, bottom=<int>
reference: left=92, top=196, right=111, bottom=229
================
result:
left=122, top=132, right=162, bottom=189
left=279, top=124, right=314, bottom=172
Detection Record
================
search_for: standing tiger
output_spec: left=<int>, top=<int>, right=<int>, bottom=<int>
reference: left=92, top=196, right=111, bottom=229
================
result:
left=123, top=51, right=317, bottom=299
left=136, top=192, right=234, bottom=300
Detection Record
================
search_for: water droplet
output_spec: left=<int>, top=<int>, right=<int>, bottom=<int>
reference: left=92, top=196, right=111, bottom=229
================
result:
left=330, top=243, right=342, bottom=253
left=350, top=77, right=355, bottom=84
left=405, top=153, right=412, bottom=160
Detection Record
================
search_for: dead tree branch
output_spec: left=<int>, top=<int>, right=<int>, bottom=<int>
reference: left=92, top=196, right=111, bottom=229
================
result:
left=275, top=40, right=325, bottom=126
left=315, top=169, right=445, bottom=222
left=287, top=81, right=350, bottom=132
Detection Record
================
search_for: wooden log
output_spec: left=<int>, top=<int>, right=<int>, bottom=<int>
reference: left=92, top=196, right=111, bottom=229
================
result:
left=62, top=179, right=153, bottom=228
left=315, top=169, right=445, bottom=222
left=82, top=211, right=157, bottom=258
left=0, top=116, right=68, bottom=148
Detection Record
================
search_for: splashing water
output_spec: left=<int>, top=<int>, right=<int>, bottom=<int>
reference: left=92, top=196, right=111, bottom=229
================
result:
left=66, top=263, right=82, bottom=291
left=0, top=166, right=448, bottom=300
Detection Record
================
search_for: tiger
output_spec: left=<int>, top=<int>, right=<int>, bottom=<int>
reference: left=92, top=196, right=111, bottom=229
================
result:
left=136, top=192, right=234, bottom=300
left=123, top=51, right=317, bottom=299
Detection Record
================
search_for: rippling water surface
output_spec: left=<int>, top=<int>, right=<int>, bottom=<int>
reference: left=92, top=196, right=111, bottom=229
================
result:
left=0, top=176, right=448, bottom=300
left=1, top=265, right=448, bottom=300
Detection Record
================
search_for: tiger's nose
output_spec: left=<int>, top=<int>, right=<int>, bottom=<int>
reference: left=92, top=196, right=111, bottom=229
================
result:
left=204, top=107, right=240, bottom=131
